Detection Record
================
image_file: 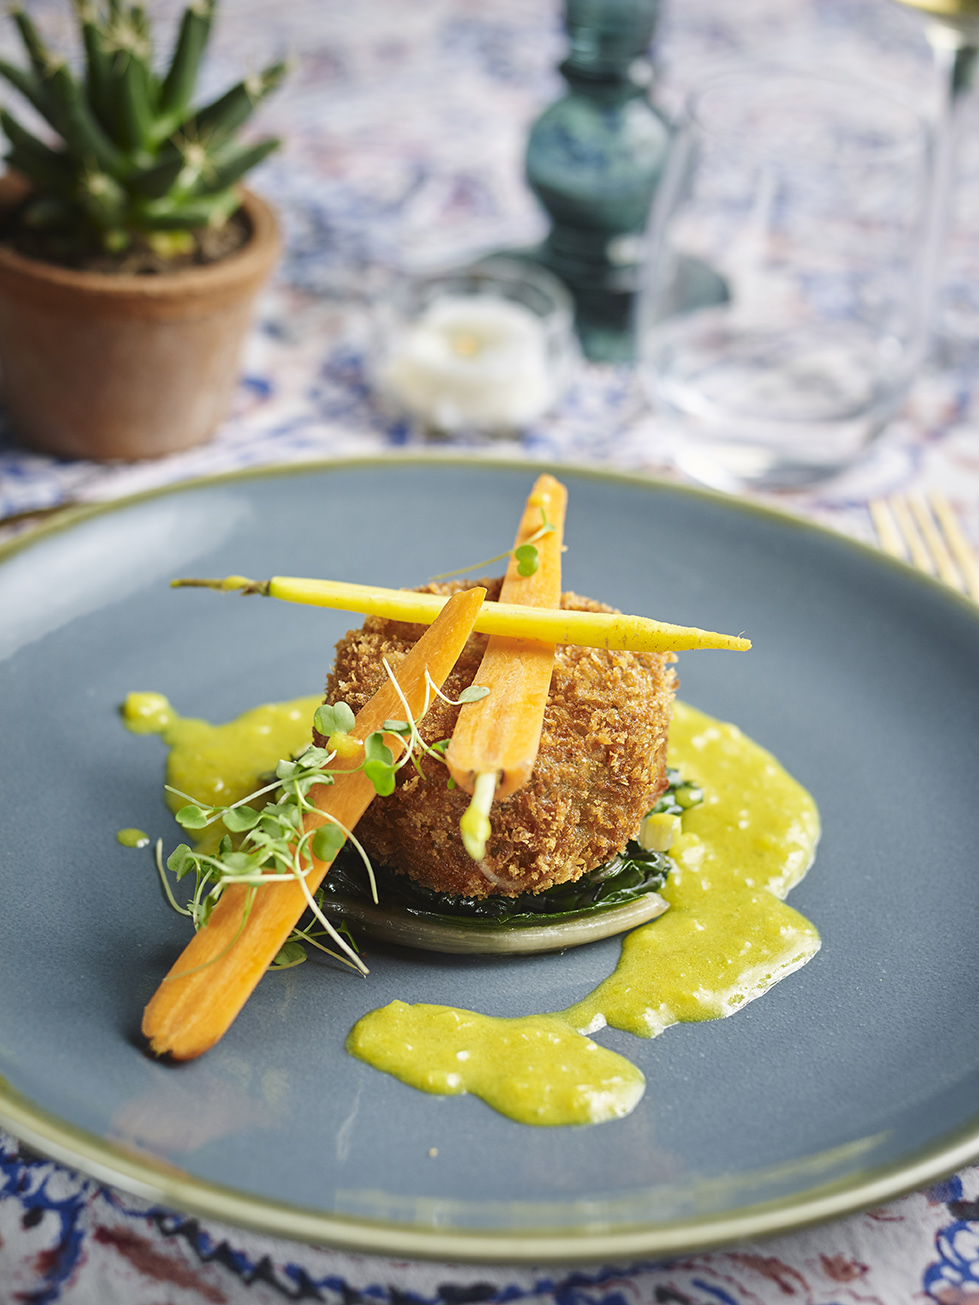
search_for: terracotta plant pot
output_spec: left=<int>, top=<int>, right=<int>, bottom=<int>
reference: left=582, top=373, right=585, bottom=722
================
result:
left=0, top=177, right=280, bottom=460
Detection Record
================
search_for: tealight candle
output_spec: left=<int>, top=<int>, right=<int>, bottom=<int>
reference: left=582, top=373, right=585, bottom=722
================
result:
left=373, top=261, right=575, bottom=434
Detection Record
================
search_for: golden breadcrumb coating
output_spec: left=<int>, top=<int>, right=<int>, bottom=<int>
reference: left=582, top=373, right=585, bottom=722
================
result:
left=320, top=578, right=676, bottom=899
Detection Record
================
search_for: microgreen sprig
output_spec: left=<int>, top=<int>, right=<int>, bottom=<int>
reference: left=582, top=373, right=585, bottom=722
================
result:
left=271, top=914, right=360, bottom=970
left=156, top=714, right=373, bottom=976
left=429, top=510, right=555, bottom=582
left=155, top=667, right=492, bottom=975
left=374, top=660, right=489, bottom=781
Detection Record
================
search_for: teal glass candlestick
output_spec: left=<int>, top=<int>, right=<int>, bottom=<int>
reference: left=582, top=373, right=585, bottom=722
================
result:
left=525, top=0, right=671, bottom=361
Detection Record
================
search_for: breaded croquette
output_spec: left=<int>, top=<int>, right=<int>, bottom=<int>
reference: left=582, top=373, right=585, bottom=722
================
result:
left=319, top=578, right=677, bottom=899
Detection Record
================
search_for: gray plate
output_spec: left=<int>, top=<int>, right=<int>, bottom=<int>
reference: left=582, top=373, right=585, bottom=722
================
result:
left=2, top=457, right=978, bottom=1264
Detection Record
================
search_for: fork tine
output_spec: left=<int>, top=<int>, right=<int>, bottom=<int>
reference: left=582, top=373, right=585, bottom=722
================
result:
left=908, top=496, right=963, bottom=590
left=892, top=496, right=938, bottom=576
left=868, top=498, right=907, bottom=561
left=872, top=496, right=937, bottom=575
left=870, top=492, right=979, bottom=603
left=929, top=492, right=979, bottom=602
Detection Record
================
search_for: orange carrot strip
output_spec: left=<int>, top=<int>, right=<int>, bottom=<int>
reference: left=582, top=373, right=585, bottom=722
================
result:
left=445, top=474, right=567, bottom=806
left=142, top=585, right=486, bottom=1061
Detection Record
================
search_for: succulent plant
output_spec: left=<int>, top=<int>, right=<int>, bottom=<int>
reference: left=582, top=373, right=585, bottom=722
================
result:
left=0, top=0, right=285, bottom=254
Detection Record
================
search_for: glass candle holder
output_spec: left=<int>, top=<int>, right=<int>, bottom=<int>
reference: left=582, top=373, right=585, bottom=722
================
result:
left=371, top=259, right=576, bottom=437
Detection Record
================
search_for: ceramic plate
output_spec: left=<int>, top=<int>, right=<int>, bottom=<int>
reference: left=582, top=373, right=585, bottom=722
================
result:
left=2, top=458, right=979, bottom=1264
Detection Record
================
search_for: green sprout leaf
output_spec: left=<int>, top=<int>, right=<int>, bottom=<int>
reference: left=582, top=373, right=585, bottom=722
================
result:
left=269, top=940, right=306, bottom=970
left=363, top=732, right=394, bottom=766
left=175, top=803, right=209, bottom=829
left=166, top=843, right=195, bottom=879
left=312, top=704, right=333, bottom=735
left=382, top=719, right=410, bottom=734
left=335, top=703, right=356, bottom=732
left=262, top=799, right=301, bottom=831
left=220, top=850, right=257, bottom=875
left=363, top=732, right=397, bottom=795
left=456, top=684, right=490, bottom=704
left=363, top=759, right=396, bottom=797
left=311, top=823, right=346, bottom=863
left=314, top=702, right=355, bottom=737
left=222, top=804, right=261, bottom=832
left=514, top=544, right=539, bottom=577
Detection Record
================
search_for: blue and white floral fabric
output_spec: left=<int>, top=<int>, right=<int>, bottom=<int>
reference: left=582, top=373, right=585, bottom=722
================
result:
left=4, top=1133, right=979, bottom=1303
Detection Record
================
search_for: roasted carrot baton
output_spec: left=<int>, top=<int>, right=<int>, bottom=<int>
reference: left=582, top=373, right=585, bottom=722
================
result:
left=142, top=585, right=486, bottom=1061
left=444, top=474, right=567, bottom=858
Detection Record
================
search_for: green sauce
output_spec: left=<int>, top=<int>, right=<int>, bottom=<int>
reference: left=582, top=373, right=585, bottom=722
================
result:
left=566, top=703, right=821, bottom=1039
left=347, top=1002, right=644, bottom=1126
left=346, top=704, right=819, bottom=1124
left=123, top=691, right=323, bottom=811
left=116, top=827, right=150, bottom=848
left=127, top=695, right=820, bottom=1128
left=122, top=690, right=322, bottom=853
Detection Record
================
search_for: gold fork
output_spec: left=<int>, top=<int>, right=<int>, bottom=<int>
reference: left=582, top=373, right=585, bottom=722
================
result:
left=869, top=492, right=979, bottom=602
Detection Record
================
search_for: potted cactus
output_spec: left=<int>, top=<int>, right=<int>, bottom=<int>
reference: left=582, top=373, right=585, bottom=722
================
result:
left=0, top=0, right=285, bottom=459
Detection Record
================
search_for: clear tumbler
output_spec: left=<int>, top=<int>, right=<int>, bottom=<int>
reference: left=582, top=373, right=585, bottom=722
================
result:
left=636, top=68, right=931, bottom=492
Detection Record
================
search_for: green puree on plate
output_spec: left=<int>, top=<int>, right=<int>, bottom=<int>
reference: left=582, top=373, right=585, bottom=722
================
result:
left=125, top=694, right=820, bottom=1127
left=349, top=702, right=820, bottom=1124
left=123, top=690, right=324, bottom=855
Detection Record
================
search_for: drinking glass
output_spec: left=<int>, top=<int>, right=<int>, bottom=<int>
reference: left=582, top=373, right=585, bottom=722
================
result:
left=636, top=68, right=932, bottom=492
left=891, top=1, right=979, bottom=356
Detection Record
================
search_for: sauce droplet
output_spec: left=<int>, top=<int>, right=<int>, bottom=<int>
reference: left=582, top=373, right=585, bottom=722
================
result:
left=117, top=828, right=150, bottom=849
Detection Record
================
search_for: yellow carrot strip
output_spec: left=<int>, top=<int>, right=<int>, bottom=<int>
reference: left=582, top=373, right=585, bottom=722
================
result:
left=172, top=575, right=751, bottom=653
left=141, top=586, right=486, bottom=1062
left=446, top=475, right=567, bottom=820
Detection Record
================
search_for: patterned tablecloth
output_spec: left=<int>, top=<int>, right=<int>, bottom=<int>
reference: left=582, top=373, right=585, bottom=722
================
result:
left=3, top=0, right=979, bottom=1299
